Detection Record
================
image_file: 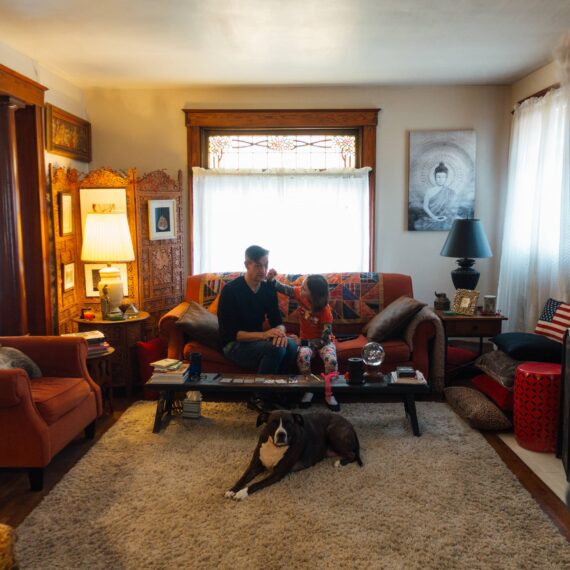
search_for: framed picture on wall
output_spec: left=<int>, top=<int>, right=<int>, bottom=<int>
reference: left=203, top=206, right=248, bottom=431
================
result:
left=408, top=130, right=476, bottom=231
left=63, top=262, right=75, bottom=292
left=59, top=193, right=73, bottom=236
left=79, top=188, right=127, bottom=234
left=45, top=104, right=92, bottom=162
left=148, top=199, right=176, bottom=240
left=84, top=263, right=128, bottom=297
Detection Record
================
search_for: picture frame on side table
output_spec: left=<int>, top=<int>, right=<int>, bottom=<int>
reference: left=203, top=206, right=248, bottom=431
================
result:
left=63, top=262, right=75, bottom=292
left=452, top=289, right=479, bottom=315
left=59, top=192, right=73, bottom=236
left=148, top=199, right=176, bottom=240
left=45, top=104, right=92, bottom=162
left=84, top=263, right=129, bottom=297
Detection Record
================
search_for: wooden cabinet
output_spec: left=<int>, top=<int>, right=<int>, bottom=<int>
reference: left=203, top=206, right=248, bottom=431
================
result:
left=74, top=312, right=149, bottom=396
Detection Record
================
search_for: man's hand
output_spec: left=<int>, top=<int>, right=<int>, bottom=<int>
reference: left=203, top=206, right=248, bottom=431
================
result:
left=266, top=268, right=277, bottom=282
left=264, top=327, right=287, bottom=347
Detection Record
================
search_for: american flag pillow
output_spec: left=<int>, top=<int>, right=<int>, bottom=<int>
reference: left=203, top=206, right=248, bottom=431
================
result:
left=535, top=298, right=570, bottom=343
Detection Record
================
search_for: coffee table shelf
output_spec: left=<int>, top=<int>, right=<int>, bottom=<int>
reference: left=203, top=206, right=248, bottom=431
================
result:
left=145, top=373, right=430, bottom=436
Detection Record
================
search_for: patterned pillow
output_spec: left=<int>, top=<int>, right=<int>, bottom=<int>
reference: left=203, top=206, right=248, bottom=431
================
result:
left=0, top=346, right=42, bottom=378
left=535, top=298, right=570, bottom=343
left=474, top=350, right=519, bottom=388
left=444, top=386, right=512, bottom=431
left=364, top=296, right=426, bottom=341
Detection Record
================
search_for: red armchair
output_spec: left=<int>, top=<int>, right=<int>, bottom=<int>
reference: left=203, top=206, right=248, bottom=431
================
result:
left=0, top=336, right=102, bottom=490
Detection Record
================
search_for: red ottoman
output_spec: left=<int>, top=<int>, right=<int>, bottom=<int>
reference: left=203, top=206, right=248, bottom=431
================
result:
left=513, top=362, right=561, bottom=452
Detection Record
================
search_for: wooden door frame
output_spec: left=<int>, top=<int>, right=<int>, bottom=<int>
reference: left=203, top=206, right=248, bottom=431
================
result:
left=183, top=109, right=379, bottom=273
left=0, top=64, right=51, bottom=335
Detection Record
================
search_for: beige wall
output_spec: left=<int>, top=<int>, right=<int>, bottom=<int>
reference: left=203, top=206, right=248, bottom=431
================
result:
left=86, top=85, right=511, bottom=304
left=0, top=40, right=90, bottom=172
left=511, top=61, right=558, bottom=105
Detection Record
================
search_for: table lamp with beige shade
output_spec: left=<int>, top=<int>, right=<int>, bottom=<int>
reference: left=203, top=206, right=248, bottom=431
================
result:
left=80, top=212, right=135, bottom=320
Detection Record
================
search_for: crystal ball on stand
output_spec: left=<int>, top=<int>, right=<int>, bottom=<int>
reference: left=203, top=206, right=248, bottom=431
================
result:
left=362, top=341, right=385, bottom=379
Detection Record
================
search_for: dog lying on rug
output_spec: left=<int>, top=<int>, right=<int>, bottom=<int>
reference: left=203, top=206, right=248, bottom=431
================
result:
left=225, top=410, right=363, bottom=501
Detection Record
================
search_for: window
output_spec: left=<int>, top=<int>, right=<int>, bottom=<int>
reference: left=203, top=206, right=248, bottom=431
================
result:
left=497, top=88, right=570, bottom=332
left=184, top=110, right=379, bottom=273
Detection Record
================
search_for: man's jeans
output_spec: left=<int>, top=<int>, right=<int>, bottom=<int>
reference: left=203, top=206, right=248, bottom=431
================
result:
left=223, top=338, right=298, bottom=374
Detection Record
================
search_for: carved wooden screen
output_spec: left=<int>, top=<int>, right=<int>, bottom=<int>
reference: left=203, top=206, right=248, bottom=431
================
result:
left=50, top=165, right=82, bottom=334
left=135, top=170, right=185, bottom=337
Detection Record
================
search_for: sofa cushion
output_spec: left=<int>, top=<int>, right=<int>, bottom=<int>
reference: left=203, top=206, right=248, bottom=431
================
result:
left=0, top=346, right=42, bottom=378
left=183, top=341, right=257, bottom=374
left=364, top=296, right=426, bottom=342
left=471, top=373, right=514, bottom=412
left=474, top=350, right=519, bottom=388
left=444, top=386, right=512, bottom=431
left=176, top=301, right=220, bottom=349
left=490, top=332, right=562, bottom=363
left=30, top=377, right=91, bottom=425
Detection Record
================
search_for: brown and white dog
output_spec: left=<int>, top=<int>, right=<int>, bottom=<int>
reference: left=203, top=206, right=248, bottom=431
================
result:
left=225, top=410, right=363, bottom=501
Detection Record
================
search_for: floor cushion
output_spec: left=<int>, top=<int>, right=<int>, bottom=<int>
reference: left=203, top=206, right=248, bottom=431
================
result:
left=444, top=386, right=512, bottom=431
left=474, top=350, right=519, bottom=388
left=30, top=377, right=91, bottom=425
left=471, top=373, right=514, bottom=412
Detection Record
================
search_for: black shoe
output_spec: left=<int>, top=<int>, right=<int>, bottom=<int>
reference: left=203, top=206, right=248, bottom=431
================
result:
left=326, top=401, right=341, bottom=412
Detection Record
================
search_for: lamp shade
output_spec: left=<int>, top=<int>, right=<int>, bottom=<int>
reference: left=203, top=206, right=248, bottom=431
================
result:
left=440, top=219, right=492, bottom=259
left=81, top=213, right=135, bottom=262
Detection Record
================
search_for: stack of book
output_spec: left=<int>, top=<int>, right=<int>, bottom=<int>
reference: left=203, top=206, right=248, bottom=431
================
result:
left=62, top=330, right=110, bottom=356
left=390, top=367, right=427, bottom=385
left=149, top=359, right=190, bottom=383
left=182, top=391, right=202, bottom=418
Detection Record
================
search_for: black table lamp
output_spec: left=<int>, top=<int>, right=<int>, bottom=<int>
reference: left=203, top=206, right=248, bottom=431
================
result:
left=440, top=219, right=492, bottom=289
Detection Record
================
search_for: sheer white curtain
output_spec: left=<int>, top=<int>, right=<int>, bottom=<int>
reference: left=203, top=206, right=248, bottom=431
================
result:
left=192, top=167, right=371, bottom=273
left=497, top=88, right=570, bottom=332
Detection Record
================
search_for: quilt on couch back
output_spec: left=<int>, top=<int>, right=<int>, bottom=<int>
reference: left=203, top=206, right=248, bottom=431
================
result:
left=198, top=272, right=384, bottom=325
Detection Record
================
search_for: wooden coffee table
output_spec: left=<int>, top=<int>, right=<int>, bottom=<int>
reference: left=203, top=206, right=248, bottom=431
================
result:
left=145, top=373, right=430, bottom=436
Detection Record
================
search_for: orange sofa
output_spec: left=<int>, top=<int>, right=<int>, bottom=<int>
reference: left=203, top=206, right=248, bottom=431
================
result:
left=159, top=272, right=437, bottom=383
left=0, top=336, right=102, bottom=490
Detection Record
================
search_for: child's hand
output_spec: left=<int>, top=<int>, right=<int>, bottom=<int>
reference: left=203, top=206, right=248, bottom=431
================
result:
left=267, top=268, right=277, bottom=282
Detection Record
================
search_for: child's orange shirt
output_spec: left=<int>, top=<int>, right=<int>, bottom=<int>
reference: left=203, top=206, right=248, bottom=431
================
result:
left=293, top=287, right=333, bottom=340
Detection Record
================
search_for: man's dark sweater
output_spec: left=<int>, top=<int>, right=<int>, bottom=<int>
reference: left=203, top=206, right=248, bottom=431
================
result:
left=218, top=276, right=283, bottom=347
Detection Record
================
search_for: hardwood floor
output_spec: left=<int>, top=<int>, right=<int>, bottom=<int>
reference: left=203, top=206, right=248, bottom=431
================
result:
left=1, top=391, right=569, bottom=543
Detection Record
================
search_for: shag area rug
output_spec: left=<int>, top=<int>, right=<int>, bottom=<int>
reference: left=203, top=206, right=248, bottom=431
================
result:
left=16, top=402, right=570, bottom=569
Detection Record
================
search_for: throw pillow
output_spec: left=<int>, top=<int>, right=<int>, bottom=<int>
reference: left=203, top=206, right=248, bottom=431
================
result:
left=444, top=386, right=512, bottom=431
left=490, top=332, right=562, bottom=363
left=471, top=373, right=514, bottom=412
left=364, top=296, right=426, bottom=341
left=0, top=346, right=42, bottom=378
left=176, top=301, right=219, bottom=348
left=474, top=350, right=519, bottom=388
left=535, top=298, right=570, bottom=343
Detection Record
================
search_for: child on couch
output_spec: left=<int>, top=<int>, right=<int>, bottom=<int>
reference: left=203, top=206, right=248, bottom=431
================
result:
left=267, top=270, right=340, bottom=411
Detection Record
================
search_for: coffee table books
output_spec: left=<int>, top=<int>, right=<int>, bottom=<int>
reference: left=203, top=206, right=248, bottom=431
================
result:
left=389, top=370, right=427, bottom=385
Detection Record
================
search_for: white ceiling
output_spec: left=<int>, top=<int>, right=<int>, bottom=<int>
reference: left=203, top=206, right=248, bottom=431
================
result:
left=0, top=0, right=569, bottom=88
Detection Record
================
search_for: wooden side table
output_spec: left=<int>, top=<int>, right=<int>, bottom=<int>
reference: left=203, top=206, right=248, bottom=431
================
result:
left=434, top=309, right=508, bottom=379
left=74, top=312, right=149, bottom=397
left=86, top=347, right=115, bottom=413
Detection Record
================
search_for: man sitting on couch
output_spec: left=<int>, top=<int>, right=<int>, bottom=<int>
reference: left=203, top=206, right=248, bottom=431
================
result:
left=218, top=245, right=298, bottom=410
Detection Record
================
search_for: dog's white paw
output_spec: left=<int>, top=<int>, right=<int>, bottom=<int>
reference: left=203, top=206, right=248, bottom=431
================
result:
left=233, top=488, right=249, bottom=501
left=334, top=459, right=342, bottom=468
left=224, top=490, right=235, bottom=499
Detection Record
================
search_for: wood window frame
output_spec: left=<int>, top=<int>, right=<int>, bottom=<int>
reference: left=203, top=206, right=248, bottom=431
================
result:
left=183, top=109, right=380, bottom=273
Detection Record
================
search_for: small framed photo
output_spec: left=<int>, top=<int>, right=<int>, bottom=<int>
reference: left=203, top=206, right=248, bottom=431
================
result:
left=59, top=193, right=73, bottom=236
left=84, top=263, right=128, bottom=297
left=148, top=199, right=176, bottom=240
left=452, top=289, right=480, bottom=315
left=63, top=262, right=75, bottom=292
